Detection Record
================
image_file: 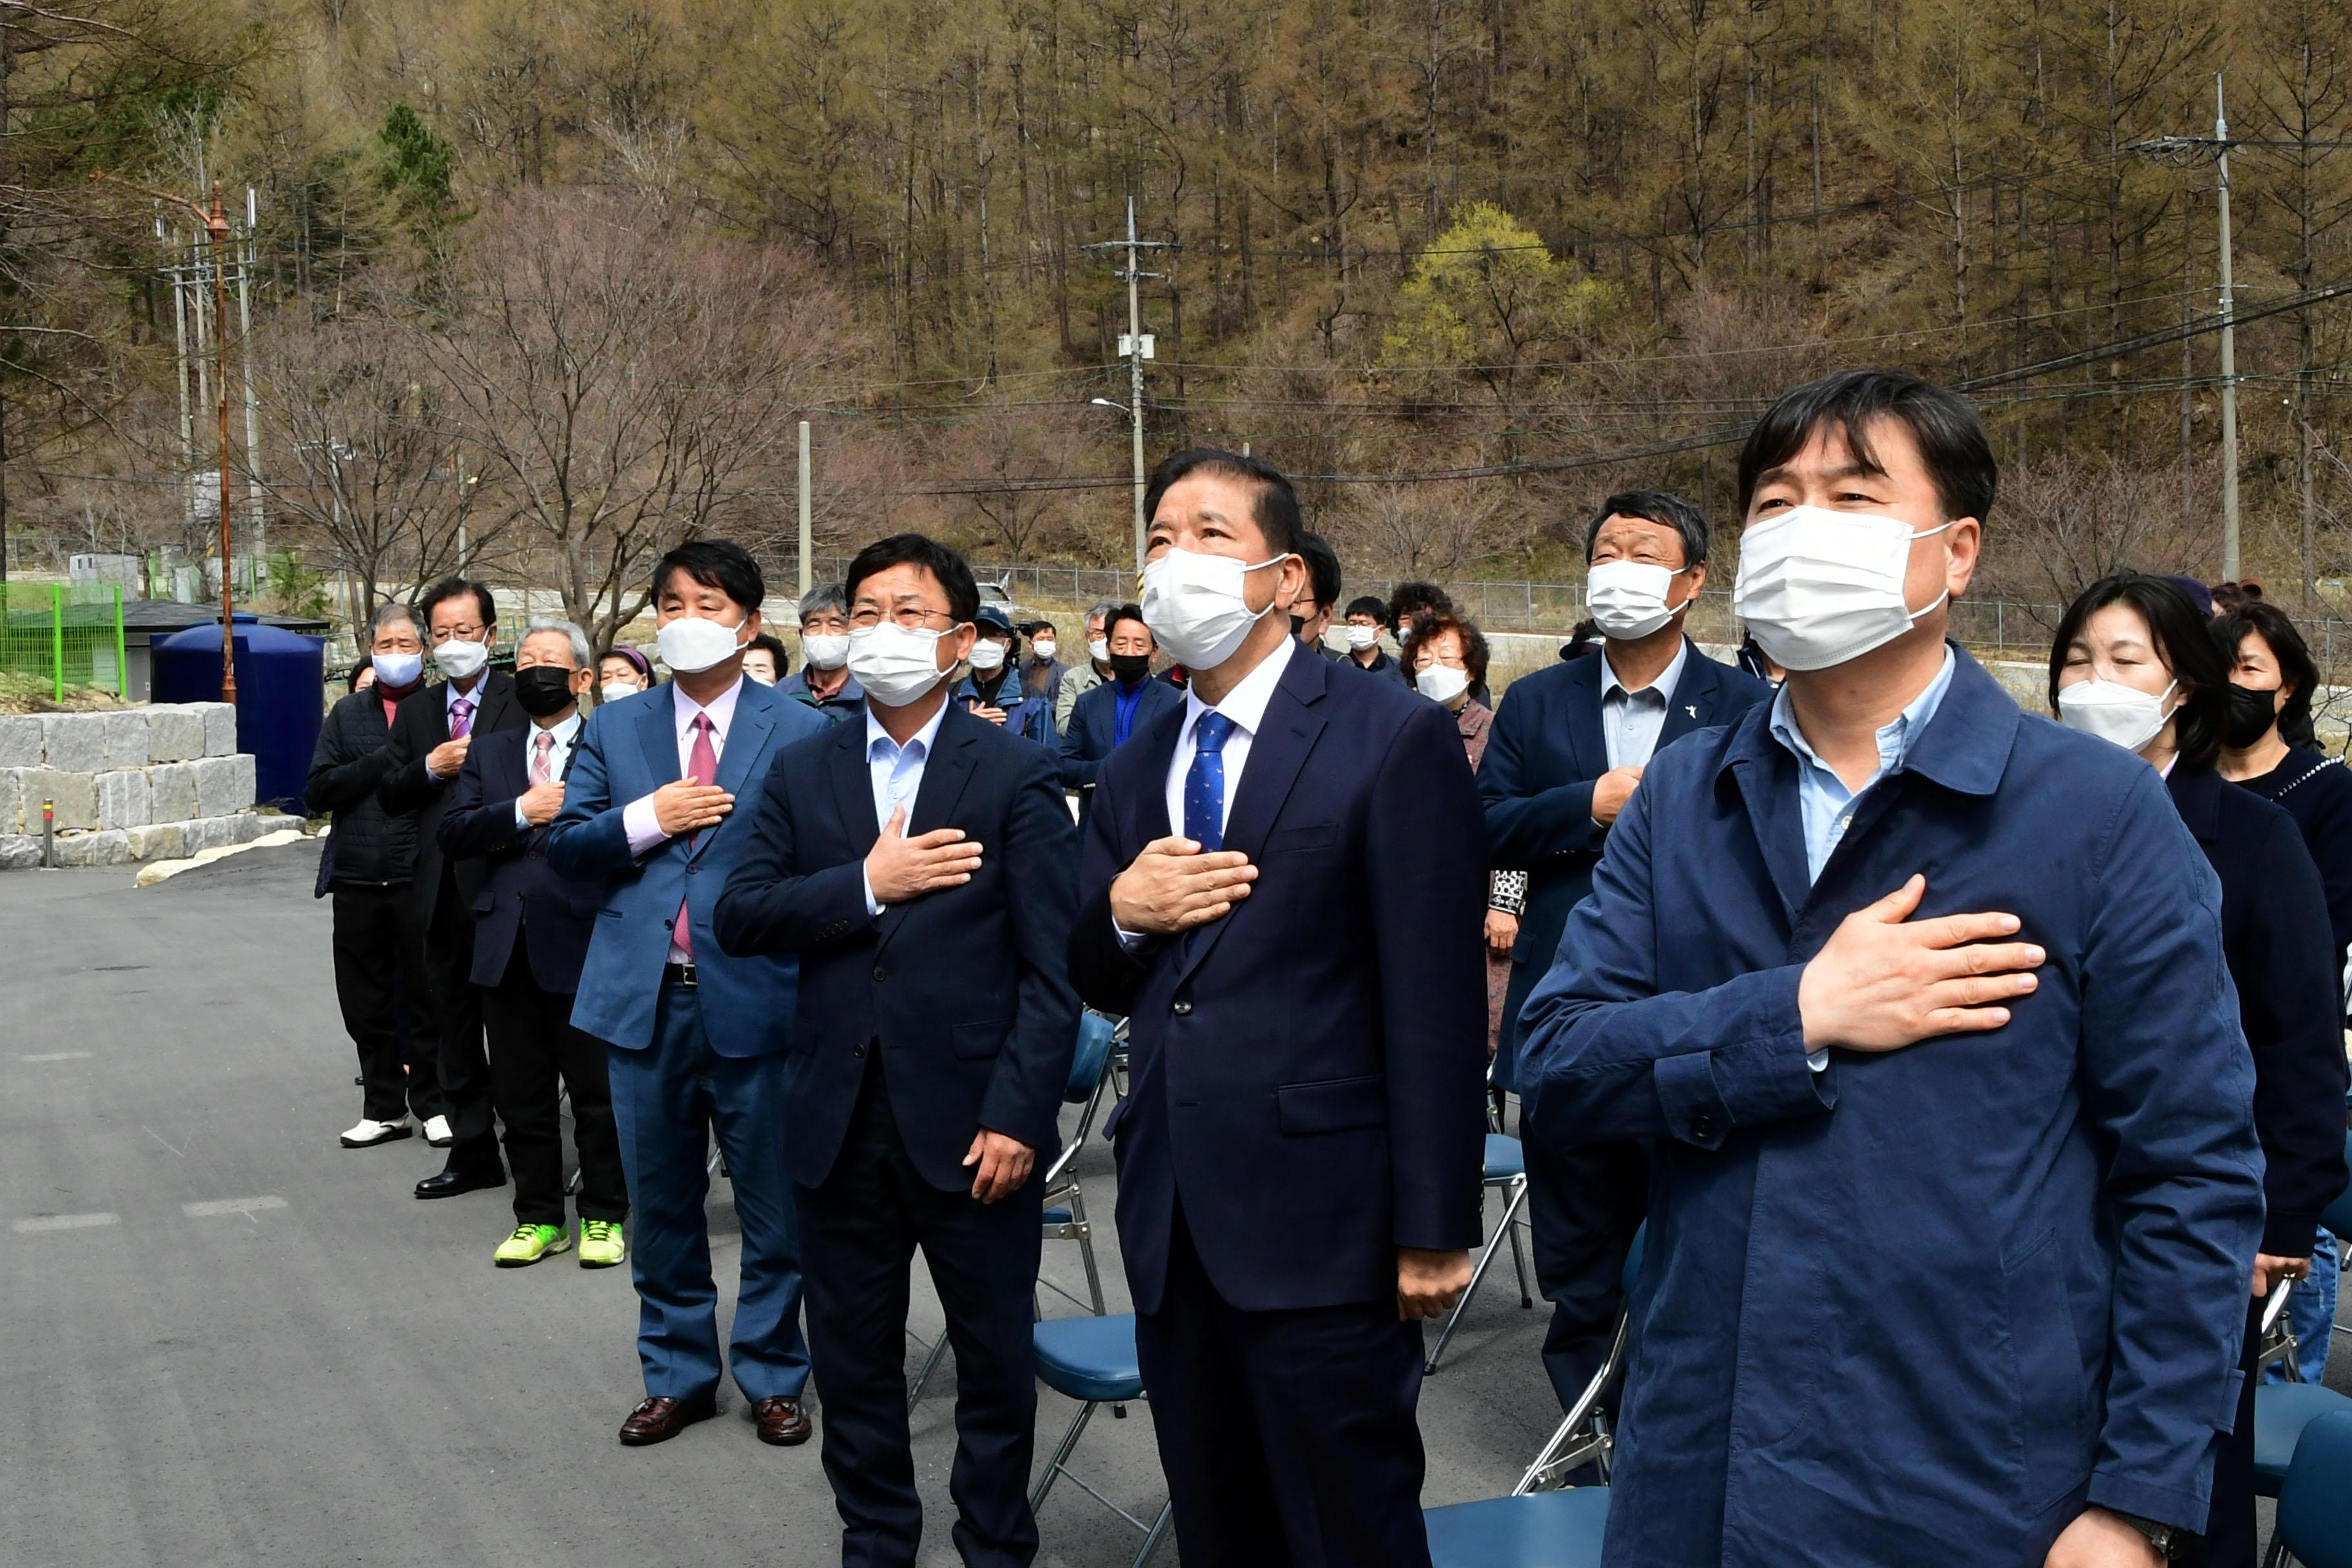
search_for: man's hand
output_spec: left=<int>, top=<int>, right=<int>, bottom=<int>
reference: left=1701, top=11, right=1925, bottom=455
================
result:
left=1108, top=836, right=1257, bottom=936
left=963, top=1130, right=1035, bottom=1203
left=1397, top=1248, right=1474, bottom=1321
left=865, top=804, right=983, bottom=904
left=518, top=780, right=565, bottom=826
left=651, top=779, right=734, bottom=837
left=2254, top=1253, right=2312, bottom=1298
left=1591, top=765, right=1644, bottom=825
left=1484, top=909, right=1520, bottom=957
left=1798, top=874, right=2043, bottom=1052
left=426, top=736, right=471, bottom=780
left=2044, top=1507, right=2162, bottom=1567
left=970, top=703, right=1008, bottom=727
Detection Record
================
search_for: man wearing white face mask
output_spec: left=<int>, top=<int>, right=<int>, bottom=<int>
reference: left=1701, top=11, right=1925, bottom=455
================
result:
left=1515, top=370, right=2264, bottom=1568
left=1069, top=448, right=1489, bottom=1567
left=783, top=582, right=867, bottom=723
left=1480, top=490, right=1767, bottom=1424
left=380, top=577, right=525, bottom=1193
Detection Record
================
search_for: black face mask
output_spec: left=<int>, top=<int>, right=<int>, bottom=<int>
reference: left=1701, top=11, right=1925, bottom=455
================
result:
left=515, top=665, right=581, bottom=718
left=1110, top=653, right=1152, bottom=685
left=2225, top=684, right=2279, bottom=749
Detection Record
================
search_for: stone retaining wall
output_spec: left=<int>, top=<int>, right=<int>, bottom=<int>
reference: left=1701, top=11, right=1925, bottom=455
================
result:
left=0, top=703, right=270, bottom=870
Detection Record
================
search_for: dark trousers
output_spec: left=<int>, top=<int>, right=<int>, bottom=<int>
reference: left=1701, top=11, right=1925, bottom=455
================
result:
left=605, top=978, right=810, bottom=1402
left=330, top=882, right=440, bottom=1124
left=797, top=1055, right=1043, bottom=1568
left=422, top=883, right=500, bottom=1173
left=1523, top=1118, right=1649, bottom=1414
left=1136, top=1204, right=1431, bottom=1568
left=2193, top=1295, right=2265, bottom=1568
left=480, top=936, right=627, bottom=1228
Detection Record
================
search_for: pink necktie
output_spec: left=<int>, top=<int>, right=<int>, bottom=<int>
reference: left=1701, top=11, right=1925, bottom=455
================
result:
left=531, top=730, right=554, bottom=784
left=449, top=697, right=475, bottom=740
left=674, top=714, right=718, bottom=961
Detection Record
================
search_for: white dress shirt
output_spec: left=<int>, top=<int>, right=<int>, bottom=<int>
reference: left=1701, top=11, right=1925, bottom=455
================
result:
left=1598, top=636, right=1690, bottom=771
left=511, top=710, right=583, bottom=831
left=860, top=695, right=952, bottom=917
left=621, top=677, right=745, bottom=963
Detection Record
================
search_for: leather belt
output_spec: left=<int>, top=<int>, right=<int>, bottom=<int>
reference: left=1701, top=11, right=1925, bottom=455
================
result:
left=663, top=962, right=698, bottom=988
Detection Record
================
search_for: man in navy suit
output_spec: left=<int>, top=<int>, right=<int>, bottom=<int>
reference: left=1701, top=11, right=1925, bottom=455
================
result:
left=546, top=540, right=830, bottom=1449
left=716, top=533, right=1081, bottom=1568
left=1069, top=450, right=1489, bottom=1567
left=1058, top=603, right=1182, bottom=819
left=1480, top=489, right=1769, bottom=1418
left=439, top=616, right=629, bottom=1271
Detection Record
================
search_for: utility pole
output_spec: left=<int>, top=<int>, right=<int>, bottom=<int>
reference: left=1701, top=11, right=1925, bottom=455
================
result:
left=238, top=187, right=266, bottom=568
left=164, top=217, right=193, bottom=477
left=1084, top=200, right=1171, bottom=573
left=797, top=420, right=813, bottom=597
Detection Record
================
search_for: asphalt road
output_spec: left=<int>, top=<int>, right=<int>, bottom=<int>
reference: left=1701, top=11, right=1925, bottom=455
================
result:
left=0, top=841, right=1565, bottom=1567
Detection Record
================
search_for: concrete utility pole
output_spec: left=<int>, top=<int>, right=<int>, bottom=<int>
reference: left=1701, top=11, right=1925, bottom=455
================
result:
left=1084, top=201, right=1171, bottom=573
left=797, top=420, right=813, bottom=597
left=238, top=188, right=266, bottom=567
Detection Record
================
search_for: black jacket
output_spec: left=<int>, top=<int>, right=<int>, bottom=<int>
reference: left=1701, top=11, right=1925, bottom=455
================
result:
left=377, top=670, right=524, bottom=926
left=306, top=687, right=417, bottom=887
left=438, top=721, right=600, bottom=994
left=2169, top=761, right=2351, bottom=1256
left=2237, top=747, right=2352, bottom=984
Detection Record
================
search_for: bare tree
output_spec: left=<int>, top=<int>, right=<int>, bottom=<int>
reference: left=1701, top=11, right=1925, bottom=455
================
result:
left=937, top=398, right=1091, bottom=565
left=1326, top=473, right=1518, bottom=578
left=419, top=191, right=856, bottom=646
left=1992, top=451, right=2220, bottom=615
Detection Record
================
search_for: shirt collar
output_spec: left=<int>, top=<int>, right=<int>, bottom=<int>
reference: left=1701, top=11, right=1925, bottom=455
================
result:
left=443, top=676, right=482, bottom=712
left=533, top=710, right=583, bottom=747
left=674, top=676, right=744, bottom=741
left=1184, top=634, right=1296, bottom=745
left=866, top=692, right=951, bottom=761
left=1600, top=637, right=1690, bottom=703
left=1768, top=644, right=1955, bottom=781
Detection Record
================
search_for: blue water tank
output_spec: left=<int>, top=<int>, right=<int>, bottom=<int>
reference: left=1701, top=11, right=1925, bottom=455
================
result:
left=152, top=613, right=326, bottom=815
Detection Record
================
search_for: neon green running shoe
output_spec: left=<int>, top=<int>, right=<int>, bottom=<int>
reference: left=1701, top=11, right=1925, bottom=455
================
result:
left=578, top=1219, right=627, bottom=1269
left=493, top=1223, right=572, bottom=1268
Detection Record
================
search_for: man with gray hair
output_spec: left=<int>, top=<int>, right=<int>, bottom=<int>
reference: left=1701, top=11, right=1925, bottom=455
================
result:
left=306, top=600, right=445, bottom=1150
left=779, top=581, right=865, bottom=721
left=1054, top=600, right=1121, bottom=736
left=436, top=615, right=631, bottom=1268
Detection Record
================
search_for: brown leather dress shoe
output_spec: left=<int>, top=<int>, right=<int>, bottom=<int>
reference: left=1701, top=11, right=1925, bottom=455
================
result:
left=618, top=1391, right=717, bottom=1446
left=752, top=1395, right=812, bottom=1447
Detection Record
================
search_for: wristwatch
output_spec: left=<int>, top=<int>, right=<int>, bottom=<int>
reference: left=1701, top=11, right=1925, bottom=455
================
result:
left=2115, top=1512, right=2192, bottom=1563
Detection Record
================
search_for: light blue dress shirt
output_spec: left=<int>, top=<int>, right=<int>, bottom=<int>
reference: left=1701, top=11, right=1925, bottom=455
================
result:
left=1767, top=646, right=1957, bottom=883
left=860, top=696, right=951, bottom=916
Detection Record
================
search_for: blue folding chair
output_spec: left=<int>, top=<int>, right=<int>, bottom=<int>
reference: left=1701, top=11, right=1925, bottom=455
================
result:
left=1029, top=1313, right=1171, bottom=1567
left=1424, top=1132, right=1534, bottom=1374
left=1518, top=1225, right=1646, bottom=1493
left=2262, top=1409, right=2352, bottom=1568
left=910, top=1010, right=1125, bottom=1412
left=2255, top=1376, right=2352, bottom=1500
left=1424, top=1486, right=1610, bottom=1568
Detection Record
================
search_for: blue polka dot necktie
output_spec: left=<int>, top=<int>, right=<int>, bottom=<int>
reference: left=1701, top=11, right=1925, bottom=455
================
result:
left=1185, top=711, right=1235, bottom=851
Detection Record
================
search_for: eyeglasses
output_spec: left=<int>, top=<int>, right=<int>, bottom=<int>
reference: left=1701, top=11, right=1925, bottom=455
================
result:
left=433, top=625, right=486, bottom=642
left=848, top=606, right=958, bottom=631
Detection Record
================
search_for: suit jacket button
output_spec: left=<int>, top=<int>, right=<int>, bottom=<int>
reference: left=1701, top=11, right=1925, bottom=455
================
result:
left=1171, top=999, right=1192, bottom=1016
left=872, top=966, right=887, bottom=983
left=687, top=863, right=699, bottom=874
left=852, top=1043, right=867, bottom=1058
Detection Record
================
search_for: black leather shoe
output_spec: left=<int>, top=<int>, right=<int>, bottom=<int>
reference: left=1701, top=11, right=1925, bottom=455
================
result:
left=414, top=1165, right=506, bottom=1200
left=620, top=1391, right=718, bottom=1446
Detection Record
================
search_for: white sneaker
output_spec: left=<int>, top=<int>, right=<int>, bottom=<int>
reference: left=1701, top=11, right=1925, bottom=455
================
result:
left=422, top=1115, right=455, bottom=1148
left=340, top=1116, right=414, bottom=1149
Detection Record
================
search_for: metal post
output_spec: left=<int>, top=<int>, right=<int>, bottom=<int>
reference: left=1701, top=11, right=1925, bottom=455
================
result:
left=1125, top=199, right=1146, bottom=574
left=798, top=420, right=814, bottom=597
left=2215, top=74, right=2241, bottom=582
left=207, top=184, right=237, bottom=703
left=48, top=582, right=63, bottom=701
left=42, top=798, right=54, bottom=868
left=112, top=586, right=126, bottom=697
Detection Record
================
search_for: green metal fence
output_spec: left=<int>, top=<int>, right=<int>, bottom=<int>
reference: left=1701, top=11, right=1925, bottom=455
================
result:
left=0, top=583, right=128, bottom=700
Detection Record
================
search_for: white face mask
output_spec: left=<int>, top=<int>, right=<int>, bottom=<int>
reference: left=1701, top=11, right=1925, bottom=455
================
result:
left=1141, top=547, right=1291, bottom=669
left=1344, top=624, right=1380, bottom=651
left=1088, top=637, right=1112, bottom=663
left=848, top=622, right=956, bottom=707
left=1732, top=505, right=1952, bottom=672
left=968, top=639, right=1009, bottom=672
left=656, top=612, right=750, bottom=675
left=801, top=632, right=850, bottom=671
left=1416, top=662, right=1471, bottom=705
left=372, top=649, right=424, bottom=689
left=1586, top=560, right=1692, bottom=640
left=1031, top=639, right=1058, bottom=663
left=599, top=680, right=640, bottom=705
left=431, top=636, right=489, bottom=681
left=2057, top=676, right=2179, bottom=754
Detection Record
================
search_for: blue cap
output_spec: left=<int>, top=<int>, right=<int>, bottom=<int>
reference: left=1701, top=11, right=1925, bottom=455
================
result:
left=974, top=605, right=1014, bottom=632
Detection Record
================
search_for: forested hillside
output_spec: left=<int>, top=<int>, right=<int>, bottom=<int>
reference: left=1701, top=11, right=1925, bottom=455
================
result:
left=9, top=0, right=2352, bottom=627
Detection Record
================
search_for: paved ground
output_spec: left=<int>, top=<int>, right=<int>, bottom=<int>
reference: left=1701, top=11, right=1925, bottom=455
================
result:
left=0, top=841, right=1565, bottom=1567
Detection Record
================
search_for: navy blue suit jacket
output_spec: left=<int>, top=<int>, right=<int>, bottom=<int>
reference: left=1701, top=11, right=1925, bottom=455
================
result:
left=438, top=721, right=600, bottom=994
left=1068, top=644, right=1490, bottom=1314
left=1057, top=676, right=1183, bottom=799
left=1516, top=648, right=2262, bottom=1562
left=713, top=701, right=1082, bottom=1191
left=545, top=680, right=828, bottom=1055
left=1480, top=638, right=1769, bottom=1088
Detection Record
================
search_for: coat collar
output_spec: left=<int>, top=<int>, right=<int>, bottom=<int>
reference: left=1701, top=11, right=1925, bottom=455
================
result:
left=1718, top=643, right=2013, bottom=799
left=2165, top=759, right=2225, bottom=847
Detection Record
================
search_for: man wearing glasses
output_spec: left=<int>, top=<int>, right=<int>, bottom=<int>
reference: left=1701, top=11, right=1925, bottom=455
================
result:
left=717, top=533, right=1081, bottom=1568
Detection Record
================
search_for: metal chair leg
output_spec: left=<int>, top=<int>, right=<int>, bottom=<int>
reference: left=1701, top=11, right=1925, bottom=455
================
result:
left=1133, top=1500, right=1174, bottom=1567
left=907, top=1333, right=950, bottom=1413
left=1425, top=1178, right=1533, bottom=1375
left=1028, top=1398, right=1099, bottom=1513
left=2260, top=1534, right=2286, bottom=1568
left=1069, top=1186, right=1108, bottom=1317
left=1505, top=1175, right=1531, bottom=1307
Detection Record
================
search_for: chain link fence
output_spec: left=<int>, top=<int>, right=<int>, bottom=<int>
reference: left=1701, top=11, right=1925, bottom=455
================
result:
left=0, top=583, right=129, bottom=702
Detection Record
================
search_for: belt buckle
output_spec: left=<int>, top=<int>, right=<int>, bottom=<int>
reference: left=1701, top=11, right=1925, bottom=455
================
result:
left=671, top=962, right=698, bottom=988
